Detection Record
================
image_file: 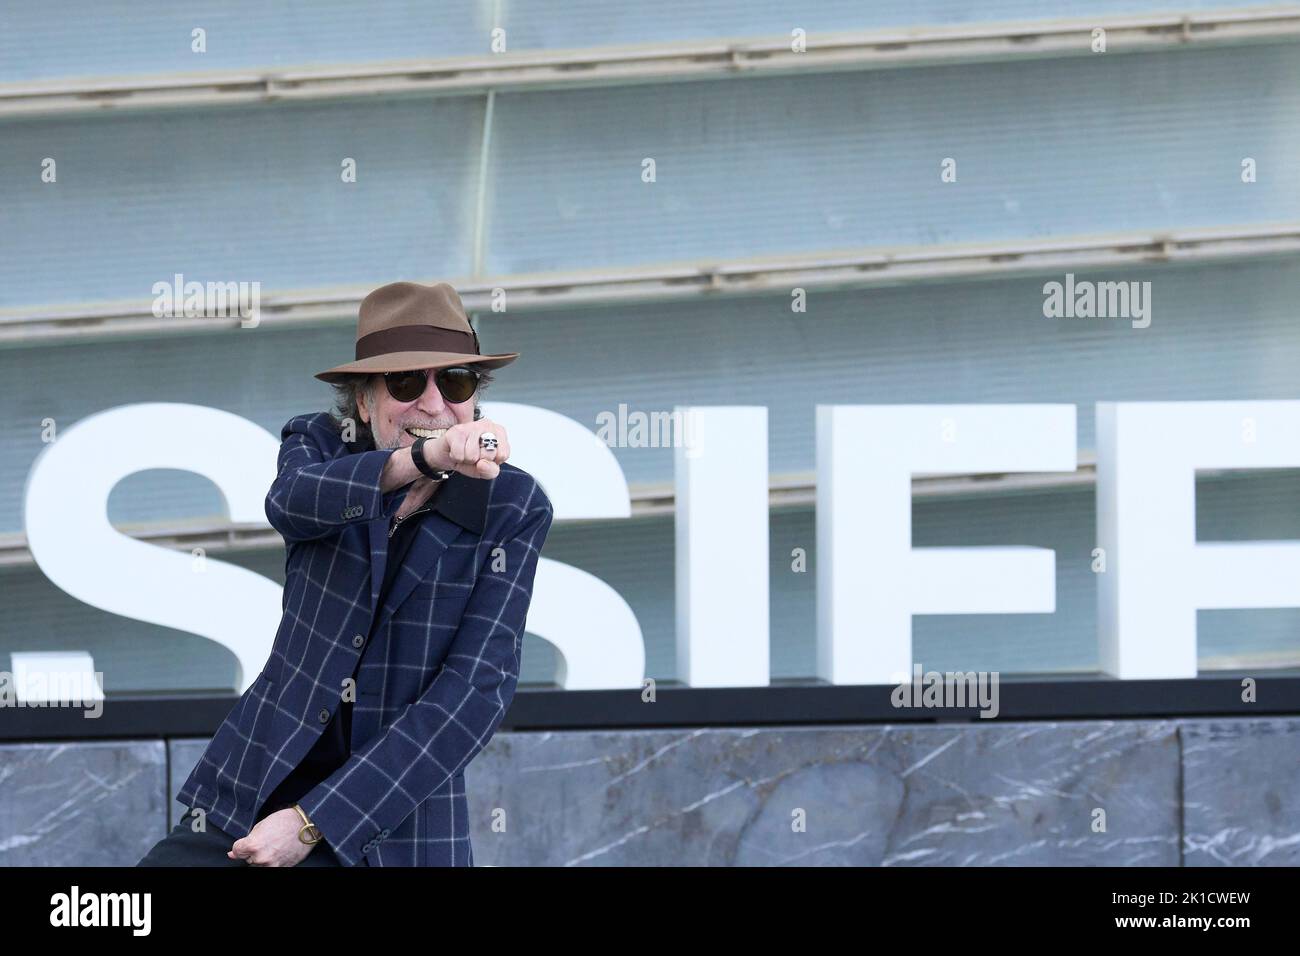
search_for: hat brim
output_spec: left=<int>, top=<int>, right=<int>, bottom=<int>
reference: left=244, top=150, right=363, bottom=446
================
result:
left=315, top=350, right=519, bottom=383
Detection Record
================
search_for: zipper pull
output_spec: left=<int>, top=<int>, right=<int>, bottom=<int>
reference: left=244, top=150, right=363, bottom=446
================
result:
left=388, top=504, right=428, bottom=538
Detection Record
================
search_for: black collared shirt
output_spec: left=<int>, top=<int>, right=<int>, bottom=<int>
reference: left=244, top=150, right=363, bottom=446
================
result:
left=254, top=429, right=489, bottom=822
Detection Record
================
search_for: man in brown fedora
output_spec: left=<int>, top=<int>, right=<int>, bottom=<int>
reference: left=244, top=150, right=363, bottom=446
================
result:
left=140, top=280, right=554, bottom=867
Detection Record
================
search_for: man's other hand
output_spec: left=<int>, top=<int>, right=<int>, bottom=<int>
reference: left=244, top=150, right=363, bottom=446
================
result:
left=228, top=808, right=319, bottom=867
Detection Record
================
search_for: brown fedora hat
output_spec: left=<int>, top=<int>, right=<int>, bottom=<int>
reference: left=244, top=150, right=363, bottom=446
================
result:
left=315, top=280, right=519, bottom=383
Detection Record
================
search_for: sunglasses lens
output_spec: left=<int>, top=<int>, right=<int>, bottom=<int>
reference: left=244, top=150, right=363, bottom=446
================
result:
left=436, top=367, right=479, bottom=403
left=385, top=371, right=426, bottom=402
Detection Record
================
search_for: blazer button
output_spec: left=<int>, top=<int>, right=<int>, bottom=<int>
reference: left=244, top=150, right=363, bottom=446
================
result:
left=352, top=634, right=365, bottom=648
left=318, top=708, right=331, bottom=724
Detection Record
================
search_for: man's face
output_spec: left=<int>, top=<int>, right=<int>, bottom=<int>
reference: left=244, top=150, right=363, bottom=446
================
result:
left=358, top=368, right=477, bottom=450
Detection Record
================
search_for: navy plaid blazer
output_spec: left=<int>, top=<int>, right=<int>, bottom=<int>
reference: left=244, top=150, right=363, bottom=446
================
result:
left=176, top=411, right=554, bottom=866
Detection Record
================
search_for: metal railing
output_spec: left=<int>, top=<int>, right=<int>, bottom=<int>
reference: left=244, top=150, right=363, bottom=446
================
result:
left=2, top=7, right=1298, bottom=118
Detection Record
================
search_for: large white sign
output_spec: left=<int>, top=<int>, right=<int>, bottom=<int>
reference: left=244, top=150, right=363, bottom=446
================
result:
left=20, top=400, right=1300, bottom=692
left=1095, top=402, right=1300, bottom=678
left=816, top=404, right=1075, bottom=685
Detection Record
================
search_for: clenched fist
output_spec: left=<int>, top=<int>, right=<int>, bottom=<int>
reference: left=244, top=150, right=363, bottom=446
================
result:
left=420, top=418, right=510, bottom=480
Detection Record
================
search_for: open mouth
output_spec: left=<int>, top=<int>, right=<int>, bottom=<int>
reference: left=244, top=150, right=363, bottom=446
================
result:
left=404, top=426, right=447, bottom=440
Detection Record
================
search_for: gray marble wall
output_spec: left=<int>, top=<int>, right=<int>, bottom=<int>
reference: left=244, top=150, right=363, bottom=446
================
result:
left=1, top=717, right=1295, bottom=866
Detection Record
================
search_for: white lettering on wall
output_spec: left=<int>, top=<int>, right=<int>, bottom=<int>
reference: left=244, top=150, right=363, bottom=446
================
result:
left=816, top=405, right=1077, bottom=685
left=21, top=400, right=1300, bottom=690
left=1096, top=400, right=1300, bottom=678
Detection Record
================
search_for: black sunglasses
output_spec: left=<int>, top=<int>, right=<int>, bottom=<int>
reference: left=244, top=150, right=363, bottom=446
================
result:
left=382, top=366, right=480, bottom=404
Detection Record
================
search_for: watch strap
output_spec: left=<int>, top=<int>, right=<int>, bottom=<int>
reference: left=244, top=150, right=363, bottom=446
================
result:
left=410, top=435, right=452, bottom=480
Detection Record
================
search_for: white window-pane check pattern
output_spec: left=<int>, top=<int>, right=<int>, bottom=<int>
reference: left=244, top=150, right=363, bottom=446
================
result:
left=178, top=412, right=554, bottom=866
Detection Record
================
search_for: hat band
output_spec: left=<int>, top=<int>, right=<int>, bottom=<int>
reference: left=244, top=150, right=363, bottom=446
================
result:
left=355, top=323, right=479, bottom=361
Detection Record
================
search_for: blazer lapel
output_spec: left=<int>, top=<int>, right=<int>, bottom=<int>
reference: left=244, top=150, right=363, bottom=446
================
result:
left=366, top=481, right=413, bottom=618
left=366, top=514, right=390, bottom=619
left=361, top=467, right=490, bottom=630
left=371, top=511, right=463, bottom=633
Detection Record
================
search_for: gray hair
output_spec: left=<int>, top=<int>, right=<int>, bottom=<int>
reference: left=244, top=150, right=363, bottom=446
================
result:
left=328, top=363, right=496, bottom=448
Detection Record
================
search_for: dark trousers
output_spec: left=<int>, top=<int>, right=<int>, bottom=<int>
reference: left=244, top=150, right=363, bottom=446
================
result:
left=136, top=807, right=342, bottom=867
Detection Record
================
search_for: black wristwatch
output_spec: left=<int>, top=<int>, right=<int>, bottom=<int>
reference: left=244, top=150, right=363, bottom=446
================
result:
left=410, top=436, right=453, bottom=480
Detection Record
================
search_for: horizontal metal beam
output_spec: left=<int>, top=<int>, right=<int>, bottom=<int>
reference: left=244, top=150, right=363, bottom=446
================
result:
left=2, top=7, right=1298, bottom=118
left=0, top=462, right=1097, bottom=566
left=631, top=455, right=1102, bottom=518
left=6, top=451, right=1274, bottom=567
left=2, top=222, right=1297, bottom=346
left=3, top=673, right=1298, bottom=740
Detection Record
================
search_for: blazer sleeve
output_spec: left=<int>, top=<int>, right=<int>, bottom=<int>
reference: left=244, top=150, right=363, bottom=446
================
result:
left=296, top=481, right=555, bottom=866
left=264, top=414, right=401, bottom=543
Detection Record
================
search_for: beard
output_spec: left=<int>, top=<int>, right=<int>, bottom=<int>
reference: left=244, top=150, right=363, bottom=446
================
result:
left=372, top=410, right=473, bottom=450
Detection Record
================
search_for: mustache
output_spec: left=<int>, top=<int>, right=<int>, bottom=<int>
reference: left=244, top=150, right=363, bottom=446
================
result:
left=371, top=421, right=455, bottom=449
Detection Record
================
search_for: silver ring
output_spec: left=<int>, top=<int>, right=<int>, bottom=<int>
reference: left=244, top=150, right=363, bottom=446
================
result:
left=479, top=432, right=498, bottom=453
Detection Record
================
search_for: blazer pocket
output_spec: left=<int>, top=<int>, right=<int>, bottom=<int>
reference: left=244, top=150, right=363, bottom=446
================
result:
left=399, top=590, right=472, bottom=629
